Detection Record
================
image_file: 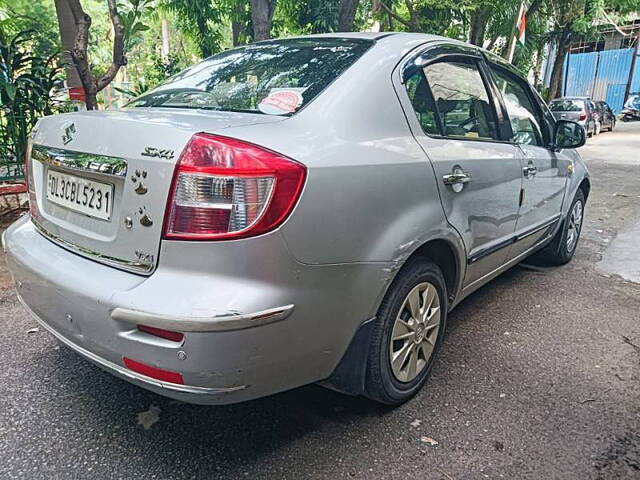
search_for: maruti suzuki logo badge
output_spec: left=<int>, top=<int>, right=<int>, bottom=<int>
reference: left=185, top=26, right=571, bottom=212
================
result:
left=62, top=123, right=76, bottom=145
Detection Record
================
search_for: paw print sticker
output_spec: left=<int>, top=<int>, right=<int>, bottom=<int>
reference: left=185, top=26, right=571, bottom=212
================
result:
left=137, top=206, right=153, bottom=227
left=131, top=169, right=148, bottom=195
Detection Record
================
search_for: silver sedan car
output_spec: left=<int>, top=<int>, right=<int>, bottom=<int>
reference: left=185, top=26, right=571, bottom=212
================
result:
left=4, top=33, right=589, bottom=406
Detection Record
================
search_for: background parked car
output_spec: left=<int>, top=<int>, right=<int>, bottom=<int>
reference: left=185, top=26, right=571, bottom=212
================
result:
left=594, top=100, right=616, bottom=132
left=549, top=97, right=598, bottom=136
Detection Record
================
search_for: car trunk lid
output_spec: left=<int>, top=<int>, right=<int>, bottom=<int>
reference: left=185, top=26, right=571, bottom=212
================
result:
left=27, top=108, right=285, bottom=275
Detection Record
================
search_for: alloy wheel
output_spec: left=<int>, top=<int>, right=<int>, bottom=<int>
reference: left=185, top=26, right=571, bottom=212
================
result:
left=566, top=200, right=583, bottom=253
left=389, top=282, right=441, bottom=383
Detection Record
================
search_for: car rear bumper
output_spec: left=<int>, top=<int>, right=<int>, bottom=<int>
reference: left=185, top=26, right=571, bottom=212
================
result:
left=3, top=216, right=389, bottom=404
left=17, top=293, right=247, bottom=400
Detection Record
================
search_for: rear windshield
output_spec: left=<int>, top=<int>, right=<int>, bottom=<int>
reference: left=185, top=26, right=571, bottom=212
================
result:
left=549, top=100, right=584, bottom=112
left=128, top=38, right=373, bottom=115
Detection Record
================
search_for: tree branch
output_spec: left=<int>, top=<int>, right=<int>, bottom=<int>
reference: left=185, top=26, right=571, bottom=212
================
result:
left=404, top=0, right=415, bottom=18
left=64, top=0, right=97, bottom=108
left=526, top=0, right=544, bottom=19
left=378, top=1, right=413, bottom=29
left=96, top=0, right=127, bottom=92
left=339, top=0, right=360, bottom=32
left=65, top=0, right=91, bottom=74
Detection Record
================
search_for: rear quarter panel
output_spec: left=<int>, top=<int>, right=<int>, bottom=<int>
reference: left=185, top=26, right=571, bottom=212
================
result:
left=219, top=35, right=461, bottom=269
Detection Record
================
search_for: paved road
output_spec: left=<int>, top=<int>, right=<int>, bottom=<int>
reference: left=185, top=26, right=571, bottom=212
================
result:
left=1, top=124, right=639, bottom=480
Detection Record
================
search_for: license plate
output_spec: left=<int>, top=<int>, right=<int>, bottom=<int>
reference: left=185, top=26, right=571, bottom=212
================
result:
left=46, top=170, right=114, bottom=220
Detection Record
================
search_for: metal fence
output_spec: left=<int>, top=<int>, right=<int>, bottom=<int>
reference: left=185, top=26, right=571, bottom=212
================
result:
left=564, top=47, right=640, bottom=112
left=0, top=111, right=26, bottom=182
left=0, top=83, right=134, bottom=184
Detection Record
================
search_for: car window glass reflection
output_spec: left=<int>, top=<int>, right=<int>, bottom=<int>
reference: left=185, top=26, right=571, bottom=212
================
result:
left=423, top=61, right=498, bottom=140
left=490, top=67, right=543, bottom=146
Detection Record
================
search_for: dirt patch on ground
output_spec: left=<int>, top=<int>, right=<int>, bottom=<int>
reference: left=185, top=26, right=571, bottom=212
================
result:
left=594, top=432, right=640, bottom=478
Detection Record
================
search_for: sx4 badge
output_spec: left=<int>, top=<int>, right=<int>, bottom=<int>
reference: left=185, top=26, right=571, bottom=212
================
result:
left=141, top=147, right=175, bottom=159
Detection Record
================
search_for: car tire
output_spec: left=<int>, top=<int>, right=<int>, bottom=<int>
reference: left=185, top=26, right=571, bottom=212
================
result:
left=609, top=120, right=615, bottom=132
left=364, top=259, right=448, bottom=405
left=535, top=189, right=585, bottom=266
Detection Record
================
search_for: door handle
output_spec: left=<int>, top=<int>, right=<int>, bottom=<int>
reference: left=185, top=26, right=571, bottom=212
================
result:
left=443, top=172, right=472, bottom=185
left=443, top=167, right=472, bottom=186
left=523, top=163, right=537, bottom=178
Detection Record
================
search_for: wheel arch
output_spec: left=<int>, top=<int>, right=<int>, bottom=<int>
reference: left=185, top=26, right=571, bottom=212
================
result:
left=321, top=236, right=464, bottom=397
left=578, top=177, right=591, bottom=200
left=400, top=238, right=463, bottom=305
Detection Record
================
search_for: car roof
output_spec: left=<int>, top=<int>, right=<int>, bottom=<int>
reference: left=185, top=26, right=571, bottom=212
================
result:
left=260, top=31, right=463, bottom=45
left=553, top=97, right=590, bottom=101
left=295, top=32, right=396, bottom=40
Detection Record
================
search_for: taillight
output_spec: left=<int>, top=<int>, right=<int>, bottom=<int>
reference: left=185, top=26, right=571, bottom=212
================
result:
left=579, top=111, right=587, bottom=121
left=163, top=133, right=306, bottom=240
left=137, top=325, right=184, bottom=343
left=123, top=357, right=184, bottom=384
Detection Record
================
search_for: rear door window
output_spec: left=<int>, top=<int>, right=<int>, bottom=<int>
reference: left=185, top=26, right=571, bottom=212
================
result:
left=128, top=38, right=373, bottom=115
left=424, top=60, right=498, bottom=140
left=404, top=72, right=440, bottom=135
left=405, top=59, right=499, bottom=140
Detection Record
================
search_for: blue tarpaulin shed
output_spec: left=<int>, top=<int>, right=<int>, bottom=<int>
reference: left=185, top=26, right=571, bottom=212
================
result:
left=564, top=47, right=639, bottom=112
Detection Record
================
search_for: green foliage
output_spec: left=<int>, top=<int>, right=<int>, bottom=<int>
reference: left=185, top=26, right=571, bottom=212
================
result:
left=162, top=0, right=227, bottom=57
left=6, top=0, right=640, bottom=113
left=376, top=1, right=464, bottom=36
left=0, top=0, right=59, bottom=58
left=0, top=27, right=64, bottom=178
left=274, top=0, right=339, bottom=35
left=122, top=8, right=201, bottom=97
left=301, top=0, right=341, bottom=33
left=353, top=0, right=376, bottom=31
left=117, top=53, right=183, bottom=98
left=121, top=0, right=154, bottom=52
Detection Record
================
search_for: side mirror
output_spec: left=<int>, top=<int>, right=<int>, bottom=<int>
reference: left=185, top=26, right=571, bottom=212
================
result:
left=553, top=120, right=586, bottom=151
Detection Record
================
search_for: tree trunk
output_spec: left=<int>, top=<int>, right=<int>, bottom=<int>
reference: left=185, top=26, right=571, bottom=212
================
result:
left=161, top=17, right=170, bottom=62
left=468, top=6, right=492, bottom=47
left=339, top=0, right=360, bottom=32
left=548, top=27, right=571, bottom=100
left=54, top=0, right=83, bottom=94
left=526, top=0, right=543, bottom=19
left=250, top=0, right=276, bottom=42
left=65, top=0, right=97, bottom=109
left=231, top=1, right=247, bottom=46
left=533, top=45, right=544, bottom=90
left=63, top=0, right=127, bottom=110
left=196, top=16, right=212, bottom=57
left=232, top=22, right=243, bottom=46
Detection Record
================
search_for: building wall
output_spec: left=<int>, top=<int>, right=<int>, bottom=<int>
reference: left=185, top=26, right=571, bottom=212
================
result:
left=564, top=48, right=638, bottom=112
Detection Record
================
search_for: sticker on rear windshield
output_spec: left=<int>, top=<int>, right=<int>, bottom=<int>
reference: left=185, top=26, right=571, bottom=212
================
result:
left=258, top=89, right=305, bottom=115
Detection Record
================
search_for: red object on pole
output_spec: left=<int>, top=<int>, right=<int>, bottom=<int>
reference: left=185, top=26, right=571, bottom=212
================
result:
left=68, top=87, right=86, bottom=102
